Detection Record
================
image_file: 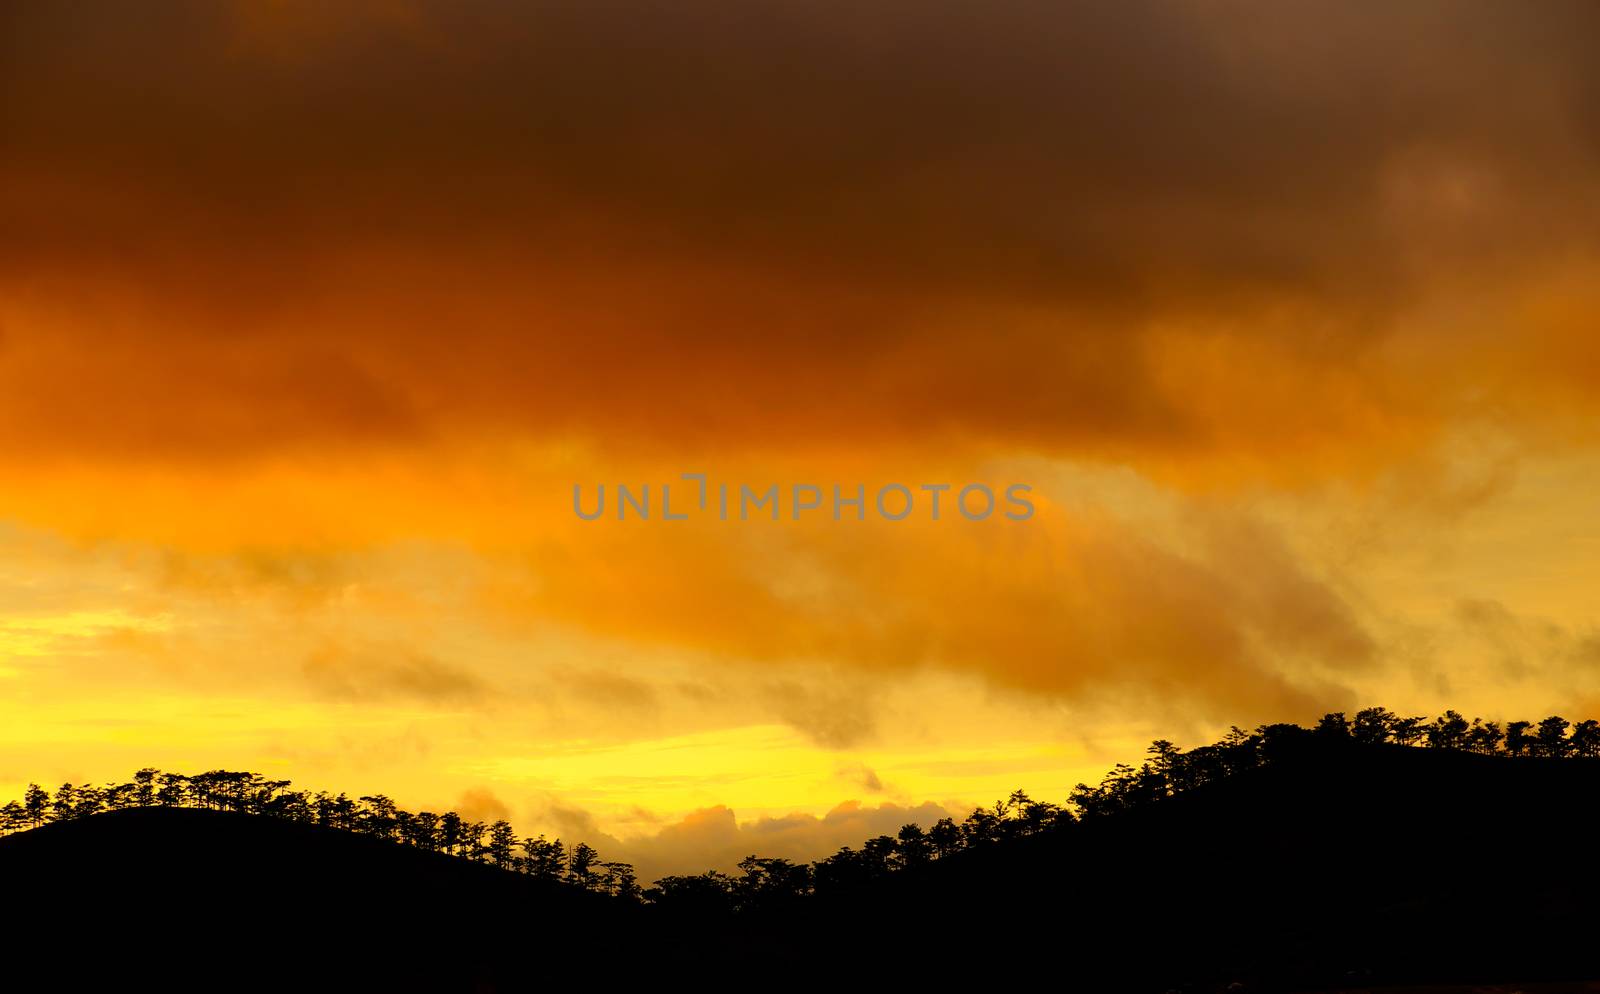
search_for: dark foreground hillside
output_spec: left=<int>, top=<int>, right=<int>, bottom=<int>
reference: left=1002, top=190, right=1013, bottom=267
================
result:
left=0, top=806, right=642, bottom=989
left=765, top=738, right=1600, bottom=991
left=6, top=738, right=1600, bottom=991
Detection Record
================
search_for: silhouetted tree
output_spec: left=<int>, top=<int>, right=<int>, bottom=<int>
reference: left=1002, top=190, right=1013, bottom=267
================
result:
left=1534, top=716, right=1571, bottom=758
left=1506, top=720, right=1533, bottom=757
left=23, top=784, right=48, bottom=827
left=523, top=835, right=565, bottom=880
left=928, top=817, right=963, bottom=858
left=1219, top=727, right=1263, bottom=775
left=1390, top=716, right=1429, bottom=748
left=1427, top=710, right=1470, bottom=750
left=1467, top=719, right=1504, bottom=755
left=644, top=872, right=734, bottom=915
left=1182, top=744, right=1227, bottom=788
left=52, top=784, right=75, bottom=822
left=73, top=785, right=104, bottom=819
left=132, top=768, right=156, bottom=807
left=861, top=835, right=898, bottom=878
left=1571, top=719, right=1600, bottom=758
left=1316, top=712, right=1351, bottom=738
left=733, top=856, right=812, bottom=911
left=896, top=823, right=933, bottom=868
left=102, top=782, right=136, bottom=811
left=1019, top=799, right=1063, bottom=835
left=568, top=841, right=600, bottom=886
left=409, top=811, right=440, bottom=851
left=359, top=795, right=399, bottom=840
left=600, top=861, right=641, bottom=902
left=1352, top=707, right=1396, bottom=745
left=1007, top=789, right=1034, bottom=820
left=814, top=847, right=872, bottom=894
left=0, top=800, right=24, bottom=834
left=1147, top=740, right=1185, bottom=793
left=962, top=806, right=1004, bottom=844
left=156, top=773, right=188, bottom=807
left=438, top=810, right=464, bottom=854
left=1068, top=782, right=1109, bottom=818
left=488, top=820, right=519, bottom=870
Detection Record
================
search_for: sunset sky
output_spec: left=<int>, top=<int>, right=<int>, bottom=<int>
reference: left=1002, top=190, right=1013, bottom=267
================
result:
left=4, top=0, right=1600, bottom=881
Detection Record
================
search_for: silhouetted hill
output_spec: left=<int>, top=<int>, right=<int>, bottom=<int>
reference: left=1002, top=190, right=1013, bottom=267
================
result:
left=0, top=806, right=639, bottom=990
left=764, top=737, right=1600, bottom=990
left=6, top=736, right=1600, bottom=991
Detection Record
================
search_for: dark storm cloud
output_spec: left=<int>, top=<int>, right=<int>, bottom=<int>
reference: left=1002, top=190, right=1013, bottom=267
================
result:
left=4, top=0, right=1600, bottom=465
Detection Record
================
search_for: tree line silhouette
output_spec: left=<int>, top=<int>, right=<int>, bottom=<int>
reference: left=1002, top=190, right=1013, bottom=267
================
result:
left=0, top=769, right=641, bottom=900
left=4, top=706, right=1596, bottom=911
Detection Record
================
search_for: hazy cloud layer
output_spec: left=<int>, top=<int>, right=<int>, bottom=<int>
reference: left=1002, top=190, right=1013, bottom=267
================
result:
left=544, top=798, right=959, bottom=882
left=301, top=645, right=487, bottom=705
left=514, top=504, right=1374, bottom=725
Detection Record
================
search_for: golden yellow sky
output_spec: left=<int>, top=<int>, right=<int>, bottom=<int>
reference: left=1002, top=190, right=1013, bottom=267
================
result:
left=4, top=0, right=1600, bottom=880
